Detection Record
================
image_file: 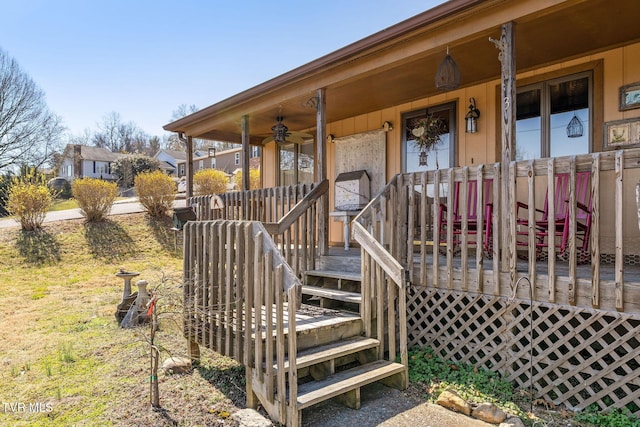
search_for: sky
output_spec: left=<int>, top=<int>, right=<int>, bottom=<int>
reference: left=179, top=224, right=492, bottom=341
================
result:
left=0, top=0, right=446, bottom=140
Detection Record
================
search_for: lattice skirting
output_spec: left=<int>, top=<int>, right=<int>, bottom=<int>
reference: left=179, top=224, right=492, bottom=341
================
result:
left=406, top=286, right=640, bottom=415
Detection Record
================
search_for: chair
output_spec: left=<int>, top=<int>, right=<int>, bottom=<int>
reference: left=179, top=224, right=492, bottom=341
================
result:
left=438, top=179, right=493, bottom=253
left=516, top=171, right=592, bottom=259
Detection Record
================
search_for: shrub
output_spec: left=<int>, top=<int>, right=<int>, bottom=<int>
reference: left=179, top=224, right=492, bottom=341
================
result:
left=0, top=174, right=12, bottom=217
left=193, top=169, right=228, bottom=196
left=135, top=171, right=175, bottom=217
left=233, top=169, right=261, bottom=190
left=7, top=172, right=54, bottom=231
left=72, top=178, right=118, bottom=222
left=111, top=154, right=161, bottom=188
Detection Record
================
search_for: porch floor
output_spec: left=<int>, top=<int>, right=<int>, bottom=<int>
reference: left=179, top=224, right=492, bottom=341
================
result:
left=324, top=245, right=640, bottom=283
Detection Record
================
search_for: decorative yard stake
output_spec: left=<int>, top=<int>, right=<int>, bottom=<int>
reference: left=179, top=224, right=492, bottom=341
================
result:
left=148, top=293, right=160, bottom=408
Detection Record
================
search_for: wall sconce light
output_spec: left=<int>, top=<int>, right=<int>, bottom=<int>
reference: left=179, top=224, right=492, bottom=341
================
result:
left=327, top=134, right=335, bottom=143
left=208, top=147, right=216, bottom=157
left=382, top=121, right=393, bottom=131
left=465, top=98, right=480, bottom=133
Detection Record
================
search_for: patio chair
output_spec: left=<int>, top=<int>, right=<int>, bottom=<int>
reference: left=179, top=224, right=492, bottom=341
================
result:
left=438, top=179, right=493, bottom=254
left=516, top=171, right=592, bottom=259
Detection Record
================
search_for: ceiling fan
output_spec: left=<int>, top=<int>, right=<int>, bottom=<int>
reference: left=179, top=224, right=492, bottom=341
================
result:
left=261, top=116, right=313, bottom=145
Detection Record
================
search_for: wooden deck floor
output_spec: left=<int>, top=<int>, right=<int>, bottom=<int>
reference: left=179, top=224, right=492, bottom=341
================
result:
left=324, top=245, right=640, bottom=283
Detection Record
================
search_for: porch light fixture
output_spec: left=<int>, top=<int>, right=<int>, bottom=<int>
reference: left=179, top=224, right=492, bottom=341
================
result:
left=566, top=114, right=584, bottom=138
left=208, top=147, right=216, bottom=157
left=271, top=116, right=289, bottom=144
left=465, top=98, right=480, bottom=133
left=435, top=47, right=461, bottom=91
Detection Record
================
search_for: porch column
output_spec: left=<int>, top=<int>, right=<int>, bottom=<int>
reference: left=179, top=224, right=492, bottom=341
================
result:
left=241, top=115, right=250, bottom=191
left=316, top=87, right=329, bottom=255
left=186, top=135, right=194, bottom=199
left=493, top=22, right=516, bottom=273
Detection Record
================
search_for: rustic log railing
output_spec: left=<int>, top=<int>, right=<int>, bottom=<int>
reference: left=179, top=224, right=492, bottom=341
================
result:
left=188, top=180, right=328, bottom=277
left=183, top=220, right=299, bottom=425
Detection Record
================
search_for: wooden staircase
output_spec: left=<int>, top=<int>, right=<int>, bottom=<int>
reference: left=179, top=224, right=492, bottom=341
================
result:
left=183, top=215, right=408, bottom=427
left=302, top=250, right=363, bottom=311
left=277, top=251, right=406, bottom=425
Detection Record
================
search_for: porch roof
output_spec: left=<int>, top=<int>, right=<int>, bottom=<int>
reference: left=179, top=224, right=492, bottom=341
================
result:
left=164, top=0, right=640, bottom=144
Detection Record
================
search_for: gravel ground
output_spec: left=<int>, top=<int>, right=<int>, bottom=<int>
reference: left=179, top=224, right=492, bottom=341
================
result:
left=301, top=383, right=494, bottom=427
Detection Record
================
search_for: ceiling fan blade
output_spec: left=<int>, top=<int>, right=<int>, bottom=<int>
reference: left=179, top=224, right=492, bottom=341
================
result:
left=261, top=131, right=313, bottom=145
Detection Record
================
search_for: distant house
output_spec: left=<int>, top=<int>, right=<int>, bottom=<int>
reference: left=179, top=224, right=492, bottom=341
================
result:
left=154, top=149, right=207, bottom=176
left=176, top=146, right=260, bottom=178
left=58, top=144, right=121, bottom=181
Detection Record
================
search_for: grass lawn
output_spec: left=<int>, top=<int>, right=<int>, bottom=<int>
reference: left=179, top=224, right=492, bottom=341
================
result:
left=0, top=211, right=631, bottom=427
left=48, top=199, right=79, bottom=211
left=0, top=213, right=245, bottom=426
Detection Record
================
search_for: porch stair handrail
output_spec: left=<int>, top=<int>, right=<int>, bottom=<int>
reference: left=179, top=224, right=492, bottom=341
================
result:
left=262, top=179, right=328, bottom=234
left=183, top=219, right=300, bottom=425
left=352, top=174, right=409, bottom=370
left=189, top=180, right=328, bottom=278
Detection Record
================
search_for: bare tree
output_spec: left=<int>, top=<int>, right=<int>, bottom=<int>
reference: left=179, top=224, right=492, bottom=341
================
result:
left=93, top=112, right=122, bottom=151
left=168, top=104, right=236, bottom=152
left=93, top=112, right=151, bottom=154
left=0, top=48, right=64, bottom=171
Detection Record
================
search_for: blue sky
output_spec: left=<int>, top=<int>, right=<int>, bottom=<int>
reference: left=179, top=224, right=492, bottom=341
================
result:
left=1, top=1, right=445, bottom=138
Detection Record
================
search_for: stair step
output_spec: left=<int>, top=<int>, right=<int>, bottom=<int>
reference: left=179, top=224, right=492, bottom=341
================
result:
left=301, top=286, right=362, bottom=304
left=276, top=336, right=379, bottom=372
left=305, top=270, right=361, bottom=282
left=296, top=360, right=406, bottom=410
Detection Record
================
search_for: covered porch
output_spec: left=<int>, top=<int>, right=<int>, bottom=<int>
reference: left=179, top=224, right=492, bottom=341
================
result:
left=165, top=0, right=640, bottom=423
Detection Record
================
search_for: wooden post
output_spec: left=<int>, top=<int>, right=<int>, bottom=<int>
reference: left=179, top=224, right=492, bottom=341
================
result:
left=186, top=135, right=194, bottom=199
left=492, top=22, right=516, bottom=272
left=316, top=88, right=329, bottom=255
left=242, top=115, right=250, bottom=192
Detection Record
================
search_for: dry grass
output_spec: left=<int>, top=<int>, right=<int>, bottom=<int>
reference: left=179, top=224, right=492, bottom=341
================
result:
left=0, top=213, right=246, bottom=426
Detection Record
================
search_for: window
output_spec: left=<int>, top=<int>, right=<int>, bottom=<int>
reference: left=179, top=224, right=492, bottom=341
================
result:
left=198, top=160, right=204, bottom=170
left=211, top=158, right=216, bottom=168
left=234, top=152, right=240, bottom=165
left=95, top=161, right=109, bottom=175
left=179, top=164, right=185, bottom=176
left=402, top=102, right=456, bottom=173
left=516, top=72, right=591, bottom=160
left=279, top=139, right=314, bottom=186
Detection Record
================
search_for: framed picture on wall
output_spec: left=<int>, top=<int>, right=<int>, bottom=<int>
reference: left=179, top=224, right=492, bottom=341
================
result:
left=604, top=118, right=640, bottom=149
left=619, top=82, right=640, bottom=111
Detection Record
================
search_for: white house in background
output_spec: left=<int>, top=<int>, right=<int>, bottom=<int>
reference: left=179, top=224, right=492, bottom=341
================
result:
left=58, top=144, right=121, bottom=181
left=153, top=149, right=207, bottom=176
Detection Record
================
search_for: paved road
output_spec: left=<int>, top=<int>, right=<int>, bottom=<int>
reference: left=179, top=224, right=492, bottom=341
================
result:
left=0, top=197, right=187, bottom=229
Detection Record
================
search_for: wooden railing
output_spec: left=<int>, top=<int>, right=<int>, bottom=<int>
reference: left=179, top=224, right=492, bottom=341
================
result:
left=188, top=180, right=328, bottom=277
left=183, top=220, right=299, bottom=425
left=352, top=177, right=409, bottom=371
left=354, top=149, right=640, bottom=313
left=189, top=182, right=319, bottom=223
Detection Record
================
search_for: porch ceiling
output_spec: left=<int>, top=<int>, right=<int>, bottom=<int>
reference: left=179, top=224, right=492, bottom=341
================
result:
left=164, top=0, right=640, bottom=144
